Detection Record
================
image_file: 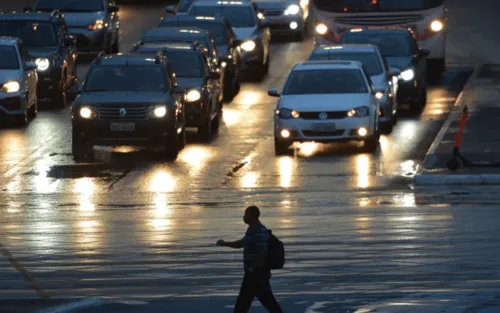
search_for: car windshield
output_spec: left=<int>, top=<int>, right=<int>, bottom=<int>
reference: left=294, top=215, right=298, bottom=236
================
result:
left=0, top=46, right=20, bottom=70
left=160, top=21, right=228, bottom=45
left=143, top=37, right=213, bottom=55
left=309, top=52, right=383, bottom=75
left=340, top=33, right=411, bottom=57
left=283, top=69, right=368, bottom=95
left=84, top=66, right=167, bottom=92
left=36, top=0, right=104, bottom=12
left=178, top=0, right=194, bottom=12
left=137, top=47, right=204, bottom=77
left=188, top=6, right=256, bottom=28
left=312, top=0, right=444, bottom=12
left=0, top=21, right=57, bottom=47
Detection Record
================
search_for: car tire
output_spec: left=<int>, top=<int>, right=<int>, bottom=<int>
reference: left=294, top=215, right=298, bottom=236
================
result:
left=381, top=121, right=393, bottom=134
left=198, top=112, right=213, bottom=141
left=178, top=126, right=186, bottom=150
left=111, top=37, right=119, bottom=54
left=164, top=129, right=180, bottom=161
left=28, top=96, right=37, bottom=118
left=295, top=27, right=305, bottom=41
left=54, top=75, right=68, bottom=108
left=363, top=129, right=379, bottom=153
left=223, top=75, right=234, bottom=102
left=274, top=138, right=291, bottom=155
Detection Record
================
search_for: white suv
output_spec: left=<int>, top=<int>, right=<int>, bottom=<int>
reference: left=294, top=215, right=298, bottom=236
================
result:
left=0, top=37, right=38, bottom=127
left=268, top=60, right=382, bottom=155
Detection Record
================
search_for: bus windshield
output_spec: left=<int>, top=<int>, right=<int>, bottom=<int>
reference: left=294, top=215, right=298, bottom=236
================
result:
left=313, top=0, right=444, bottom=12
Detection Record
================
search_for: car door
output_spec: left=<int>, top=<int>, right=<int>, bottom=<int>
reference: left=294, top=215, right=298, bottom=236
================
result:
left=59, top=18, right=77, bottom=83
left=202, top=52, right=219, bottom=114
left=361, top=65, right=379, bottom=125
left=226, top=21, right=241, bottom=69
left=253, top=2, right=270, bottom=60
left=18, top=43, right=36, bottom=106
left=408, top=33, right=426, bottom=87
left=165, top=63, right=183, bottom=125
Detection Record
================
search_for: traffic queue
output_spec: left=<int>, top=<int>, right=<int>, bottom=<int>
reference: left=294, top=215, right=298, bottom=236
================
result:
left=0, top=0, right=432, bottom=160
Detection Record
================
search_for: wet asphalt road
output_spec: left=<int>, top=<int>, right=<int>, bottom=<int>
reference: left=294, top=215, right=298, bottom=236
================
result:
left=2, top=1, right=500, bottom=312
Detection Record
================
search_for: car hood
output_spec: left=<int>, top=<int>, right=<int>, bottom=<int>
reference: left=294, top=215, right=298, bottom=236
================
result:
left=63, top=11, right=106, bottom=27
left=233, top=27, right=258, bottom=40
left=279, top=94, right=371, bottom=111
left=77, top=92, right=169, bottom=106
left=0, top=70, right=22, bottom=84
left=384, top=56, right=413, bottom=70
left=370, top=74, right=389, bottom=89
left=26, top=46, right=59, bottom=58
left=254, top=1, right=289, bottom=10
left=176, top=77, right=204, bottom=90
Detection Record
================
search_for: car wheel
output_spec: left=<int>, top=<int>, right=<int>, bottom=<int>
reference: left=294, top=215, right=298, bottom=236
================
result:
left=363, top=128, right=379, bottom=153
left=223, top=76, right=234, bottom=102
left=178, top=124, right=186, bottom=150
left=28, top=94, right=38, bottom=118
left=198, top=112, right=213, bottom=141
left=164, top=130, right=180, bottom=161
left=381, top=121, right=393, bottom=134
left=274, top=138, right=291, bottom=155
left=111, top=36, right=119, bottom=54
left=54, top=75, right=68, bottom=108
left=295, top=27, right=305, bottom=41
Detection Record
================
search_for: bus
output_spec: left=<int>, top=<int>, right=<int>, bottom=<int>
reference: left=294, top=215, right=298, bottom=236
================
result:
left=311, top=0, right=446, bottom=76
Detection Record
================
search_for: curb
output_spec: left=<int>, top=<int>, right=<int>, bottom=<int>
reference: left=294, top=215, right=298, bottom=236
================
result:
left=35, top=298, right=103, bottom=313
left=414, top=174, right=500, bottom=185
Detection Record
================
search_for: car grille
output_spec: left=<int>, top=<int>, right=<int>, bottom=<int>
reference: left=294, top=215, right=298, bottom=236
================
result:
left=0, top=97, right=21, bottom=111
left=299, top=111, right=347, bottom=120
left=303, top=130, right=345, bottom=137
left=96, top=107, right=150, bottom=120
left=263, top=9, right=283, bottom=16
left=335, top=14, right=423, bottom=26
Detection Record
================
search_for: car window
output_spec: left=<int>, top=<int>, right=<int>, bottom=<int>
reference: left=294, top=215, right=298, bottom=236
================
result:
left=162, top=51, right=204, bottom=77
left=309, top=51, right=383, bottom=76
left=18, top=44, right=31, bottom=63
left=36, top=0, right=104, bottom=12
left=361, top=66, right=374, bottom=90
left=341, top=33, right=411, bottom=57
left=283, top=69, right=368, bottom=95
left=202, top=53, right=211, bottom=76
left=0, top=45, right=20, bottom=69
left=188, top=5, right=256, bottom=28
left=0, top=21, right=58, bottom=47
left=178, top=0, right=193, bottom=12
left=84, top=66, right=167, bottom=92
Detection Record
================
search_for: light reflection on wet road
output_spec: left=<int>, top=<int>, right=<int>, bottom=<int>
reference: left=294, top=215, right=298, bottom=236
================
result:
left=2, top=1, right=500, bottom=311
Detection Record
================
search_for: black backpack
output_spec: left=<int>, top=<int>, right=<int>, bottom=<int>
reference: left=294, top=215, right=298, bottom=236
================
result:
left=266, top=229, right=285, bottom=270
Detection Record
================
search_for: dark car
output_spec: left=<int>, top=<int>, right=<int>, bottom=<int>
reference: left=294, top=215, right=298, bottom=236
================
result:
left=187, top=0, right=271, bottom=81
left=340, top=27, right=429, bottom=113
left=158, top=15, right=242, bottom=101
left=32, top=0, right=120, bottom=54
left=132, top=42, right=222, bottom=140
left=71, top=52, right=186, bottom=161
left=0, top=10, right=78, bottom=107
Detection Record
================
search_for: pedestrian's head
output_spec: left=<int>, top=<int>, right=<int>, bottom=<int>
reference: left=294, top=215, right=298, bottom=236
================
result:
left=243, top=205, right=260, bottom=225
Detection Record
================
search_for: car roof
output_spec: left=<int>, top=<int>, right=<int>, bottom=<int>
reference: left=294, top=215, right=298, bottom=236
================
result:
left=0, top=12, right=56, bottom=22
left=95, top=53, right=165, bottom=66
left=191, top=1, right=252, bottom=7
left=293, top=60, right=363, bottom=71
left=0, top=36, right=20, bottom=46
left=142, top=27, right=210, bottom=41
left=136, top=43, right=202, bottom=54
left=160, top=15, right=227, bottom=24
left=313, top=44, right=379, bottom=54
left=346, top=27, right=411, bottom=35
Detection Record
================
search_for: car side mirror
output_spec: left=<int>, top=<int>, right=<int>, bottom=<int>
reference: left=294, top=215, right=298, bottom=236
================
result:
left=165, top=5, right=176, bottom=14
left=258, top=20, right=271, bottom=29
left=418, top=48, right=430, bottom=58
left=267, top=88, right=280, bottom=97
left=69, top=84, right=80, bottom=95
left=64, top=35, right=76, bottom=46
left=108, top=6, right=119, bottom=13
left=24, top=61, right=37, bottom=71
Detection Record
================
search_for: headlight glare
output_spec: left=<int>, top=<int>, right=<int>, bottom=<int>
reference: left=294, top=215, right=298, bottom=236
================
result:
left=347, top=106, right=370, bottom=118
left=315, top=23, right=328, bottom=35
left=186, top=89, right=201, bottom=102
left=375, top=91, right=384, bottom=99
left=400, top=69, right=414, bottom=81
left=35, top=58, right=50, bottom=71
left=79, top=106, right=96, bottom=119
left=1, top=81, right=20, bottom=93
left=240, top=40, right=256, bottom=52
left=430, top=20, right=444, bottom=32
left=284, top=4, right=300, bottom=15
left=88, top=19, right=105, bottom=31
left=152, top=105, right=167, bottom=118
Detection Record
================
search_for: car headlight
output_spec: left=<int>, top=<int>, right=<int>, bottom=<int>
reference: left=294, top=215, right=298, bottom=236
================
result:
left=430, top=19, right=444, bottom=32
left=149, top=104, right=168, bottom=118
left=186, top=89, right=201, bottom=102
left=88, top=19, right=105, bottom=31
left=315, top=23, right=328, bottom=35
left=284, top=4, right=300, bottom=15
left=79, top=106, right=97, bottom=119
left=400, top=68, right=414, bottom=81
left=35, top=58, right=50, bottom=71
left=347, top=106, right=370, bottom=118
left=1, top=81, right=20, bottom=93
left=276, top=108, right=299, bottom=119
left=240, top=40, right=256, bottom=52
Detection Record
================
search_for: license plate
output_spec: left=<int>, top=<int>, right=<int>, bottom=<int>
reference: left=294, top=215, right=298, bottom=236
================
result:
left=110, top=122, right=135, bottom=131
left=311, top=123, right=336, bottom=132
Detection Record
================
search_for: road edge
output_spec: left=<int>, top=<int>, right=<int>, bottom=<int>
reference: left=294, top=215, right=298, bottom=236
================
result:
left=35, top=298, right=103, bottom=313
left=413, top=65, right=482, bottom=185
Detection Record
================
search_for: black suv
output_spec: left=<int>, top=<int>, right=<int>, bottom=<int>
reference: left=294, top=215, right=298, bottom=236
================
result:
left=71, top=52, right=187, bottom=161
left=340, top=28, right=429, bottom=113
left=158, top=15, right=242, bottom=101
left=0, top=10, right=78, bottom=107
left=132, top=42, right=222, bottom=140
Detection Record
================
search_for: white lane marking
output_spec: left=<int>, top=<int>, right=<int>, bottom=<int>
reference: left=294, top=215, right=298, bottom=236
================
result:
left=37, top=297, right=103, bottom=313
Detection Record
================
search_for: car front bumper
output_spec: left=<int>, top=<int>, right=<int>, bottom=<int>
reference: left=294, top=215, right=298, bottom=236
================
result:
left=274, top=116, right=375, bottom=143
left=37, top=69, right=62, bottom=99
left=397, top=79, right=421, bottom=105
left=69, top=27, right=107, bottom=53
left=0, top=92, right=28, bottom=115
left=265, top=16, right=305, bottom=35
left=240, top=43, right=264, bottom=72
